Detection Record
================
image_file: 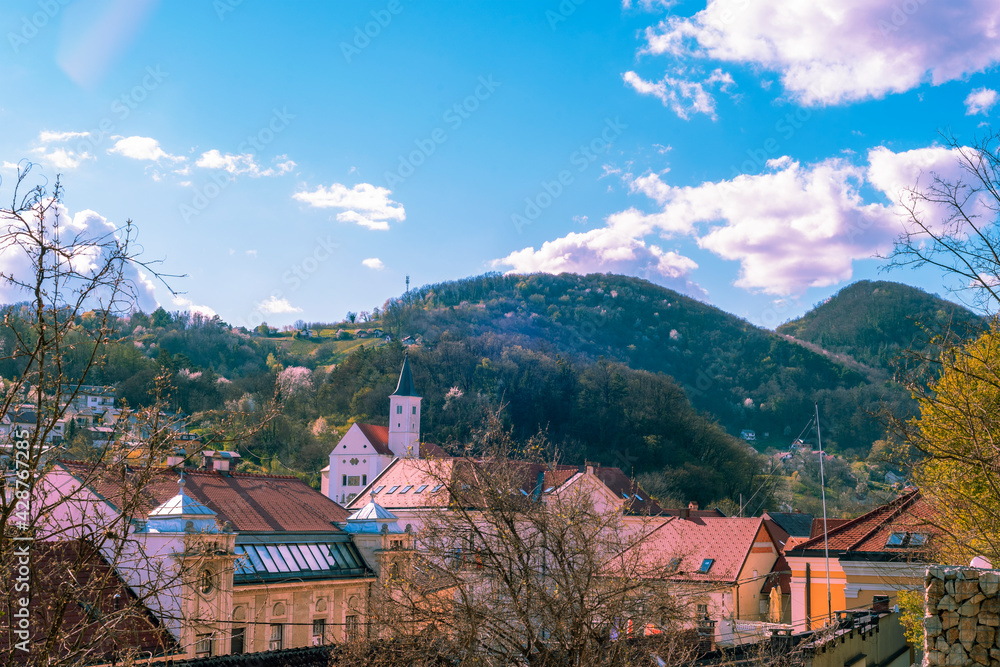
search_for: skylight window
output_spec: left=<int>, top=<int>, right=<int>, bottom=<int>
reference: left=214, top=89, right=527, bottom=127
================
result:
left=668, top=557, right=682, bottom=571
left=909, top=533, right=929, bottom=546
left=373, top=486, right=385, bottom=494
left=415, top=485, right=428, bottom=494
left=431, top=484, right=444, bottom=493
left=387, top=486, right=400, bottom=494
left=399, top=485, right=413, bottom=494
left=886, top=532, right=906, bottom=547
left=698, top=559, right=714, bottom=573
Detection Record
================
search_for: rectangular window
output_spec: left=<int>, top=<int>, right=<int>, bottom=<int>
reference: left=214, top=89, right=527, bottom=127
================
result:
left=312, top=619, right=326, bottom=645
left=231, top=627, right=245, bottom=655
left=347, top=476, right=360, bottom=486
left=696, top=604, right=709, bottom=618
left=345, top=615, right=359, bottom=642
left=399, top=485, right=413, bottom=494
left=374, top=485, right=385, bottom=494
left=412, top=406, right=416, bottom=414
left=342, top=475, right=347, bottom=486
left=195, top=634, right=212, bottom=656
left=415, top=484, right=428, bottom=494
left=269, top=624, right=283, bottom=651
left=362, top=474, right=367, bottom=486
left=396, top=405, right=402, bottom=414
left=387, top=485, right=400, bottom=494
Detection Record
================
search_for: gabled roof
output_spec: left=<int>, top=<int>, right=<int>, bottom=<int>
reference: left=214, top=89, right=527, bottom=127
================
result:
left=788, top=489, right=936, bottom=556
left=391, top=354, right=419, bottom=397
left=661, top=507, right=727, bottom=519
left=635, top=516, right=771, bottom=584
left=764, top=511, right=814, bottom=538
left=54, top=461, right=349, bottom=533
left=809, top=517, right=852, bottom=538
left=355, top=423, right=394, bottom=456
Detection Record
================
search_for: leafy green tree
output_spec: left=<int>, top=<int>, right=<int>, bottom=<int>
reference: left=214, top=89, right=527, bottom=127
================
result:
left=150, top=306, right=171, bottom=328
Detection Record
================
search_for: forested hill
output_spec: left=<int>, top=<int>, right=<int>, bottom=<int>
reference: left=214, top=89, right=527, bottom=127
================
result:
left=388, top=273, right=912, bottom=455
left=777, top=280, right=983, bottom=371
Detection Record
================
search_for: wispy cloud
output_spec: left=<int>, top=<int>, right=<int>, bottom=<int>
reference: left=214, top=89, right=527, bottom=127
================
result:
left=293, top=182, right=406, bottom=231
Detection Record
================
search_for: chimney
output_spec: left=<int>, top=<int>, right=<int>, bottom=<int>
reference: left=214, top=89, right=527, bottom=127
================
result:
left=202, top=450, right=216, bottom=469
left=531, top=471, right=545, bottom=502
left=680, top=507, right=690, bottom=519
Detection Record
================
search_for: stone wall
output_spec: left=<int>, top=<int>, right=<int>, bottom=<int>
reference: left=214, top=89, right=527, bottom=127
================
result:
left=924, top=566, right=1000, bottom=666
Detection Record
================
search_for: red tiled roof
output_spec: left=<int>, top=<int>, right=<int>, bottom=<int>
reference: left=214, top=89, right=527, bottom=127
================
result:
left=0, top=540, right=176, bottom=662
left=809, top=518, right=852, bottom=538
left=789, top=490, right=937, bottom=554
left=355, top=423, right=393, bottom=456
left=636, top=516, right=770, bottom=583
left=661, top=508, right=727, bottom=519
left=55, top=461, right=349, bottom=533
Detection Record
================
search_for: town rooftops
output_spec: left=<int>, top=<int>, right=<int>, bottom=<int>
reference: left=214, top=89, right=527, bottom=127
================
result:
left=788, top=489, right=936, bottom=557
left=346, top=457, right=663, bottom=515
left=350, top=423, right=450, bottom=459
left=55, top=460, right=350, bottom=533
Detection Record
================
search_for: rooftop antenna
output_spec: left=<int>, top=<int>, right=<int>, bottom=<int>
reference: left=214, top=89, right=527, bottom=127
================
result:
left=816, top=402, right=832, bottom=625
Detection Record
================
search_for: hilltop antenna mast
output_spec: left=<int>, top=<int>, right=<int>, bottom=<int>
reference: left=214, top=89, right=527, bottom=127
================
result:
left=405, top=275, right=410, bottom=293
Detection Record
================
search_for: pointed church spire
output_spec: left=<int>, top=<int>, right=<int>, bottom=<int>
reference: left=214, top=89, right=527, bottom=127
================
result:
left=391, top=353, right=418, bottom=397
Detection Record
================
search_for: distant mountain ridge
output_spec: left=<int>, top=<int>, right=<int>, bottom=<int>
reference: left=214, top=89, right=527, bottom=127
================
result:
left=777, top=280, right=983, bottom=372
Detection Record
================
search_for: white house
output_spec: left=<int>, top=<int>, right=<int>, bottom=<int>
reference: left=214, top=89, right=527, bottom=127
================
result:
left=324, top=355, right=444, bottom=504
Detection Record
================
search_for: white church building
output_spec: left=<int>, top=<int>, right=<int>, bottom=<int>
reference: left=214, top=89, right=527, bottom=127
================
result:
left=322, top=355, right=445, bottom=504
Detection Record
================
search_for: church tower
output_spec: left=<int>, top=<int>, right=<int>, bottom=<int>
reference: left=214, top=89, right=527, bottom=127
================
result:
left=388, top=354, right=421, bottom=458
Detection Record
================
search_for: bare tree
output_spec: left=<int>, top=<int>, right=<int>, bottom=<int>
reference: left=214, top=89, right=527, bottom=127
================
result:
left=883, top=129, right=1000, bottom=314
left=357, top=416, right=704, bottom=667
left=0, top=164, right=271, bottom=666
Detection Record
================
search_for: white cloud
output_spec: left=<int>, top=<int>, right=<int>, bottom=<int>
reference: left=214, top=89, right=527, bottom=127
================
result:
left=362, top=257, right=385, bottom=270
left=640, top=0, right=1000, bottom=106
left=258, top=296, right=302, bottom=314
left=31, top=147, right=93, bottom=170
left=498, top=144, right=981, bottom=296
left=622, top=0, right=675, bottom=10
left=965, top=87, right=999, bottom=115
left=38, top=130, right=91, bottom=143
left=245, top=250, right=258, bottom=257
left=195, top=150, right=296, bottom=177
left=623, top=69, right=734, bottom=120
left=172, top=296, right=217, bottom=318
left=108, top=136, right=185, bottom=163
left=0, top=204, right=157, bottom=311
left=293, top=182, right=406, bottom=231
left=494, top=209, right=701, bottom=294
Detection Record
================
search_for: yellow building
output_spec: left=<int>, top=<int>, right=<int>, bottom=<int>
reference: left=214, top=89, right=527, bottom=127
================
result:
left=785, top=489, right=935, bottom=631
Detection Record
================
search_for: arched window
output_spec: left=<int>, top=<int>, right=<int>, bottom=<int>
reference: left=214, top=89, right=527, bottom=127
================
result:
left=200, top=569, right=214, bottom=594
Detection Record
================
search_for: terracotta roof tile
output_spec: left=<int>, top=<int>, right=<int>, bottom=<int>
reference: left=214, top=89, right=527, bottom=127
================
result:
left=635, top=517, right=770, bottom=584
left=789, top=490, right=938, bottom=554
left=355, top=423, right=394, bottom=456
left=56, top=461, right=349, bottom=533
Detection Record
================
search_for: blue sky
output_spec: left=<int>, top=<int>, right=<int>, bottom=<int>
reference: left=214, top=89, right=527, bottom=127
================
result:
left=2, top=0, right=999, bottom=329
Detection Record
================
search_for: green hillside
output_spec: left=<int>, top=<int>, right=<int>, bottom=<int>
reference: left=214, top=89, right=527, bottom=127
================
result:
left=385, top=273, right=913, bottom=455
left=777, top=280, right=983, bottom=371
